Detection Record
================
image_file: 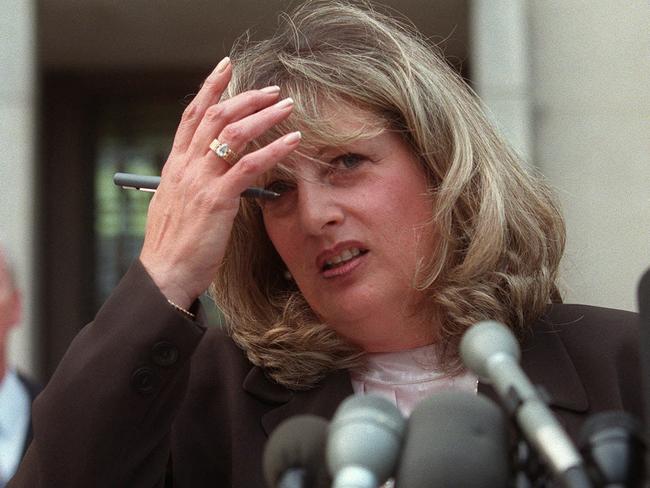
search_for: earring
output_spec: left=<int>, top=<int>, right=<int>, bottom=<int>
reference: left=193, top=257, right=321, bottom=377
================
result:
left=283, top=269, right=293, bottom=280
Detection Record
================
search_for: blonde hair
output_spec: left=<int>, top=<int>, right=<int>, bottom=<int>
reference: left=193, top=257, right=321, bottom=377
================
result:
left=210, top=0, right=565, bottom=389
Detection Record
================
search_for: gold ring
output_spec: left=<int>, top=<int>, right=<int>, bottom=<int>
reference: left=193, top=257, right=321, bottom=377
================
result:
left=209, top=138, right=240, bottom=165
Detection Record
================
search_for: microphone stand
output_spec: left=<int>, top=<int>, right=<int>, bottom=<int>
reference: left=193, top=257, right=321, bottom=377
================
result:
left=499, top=385, right=593, bottom=488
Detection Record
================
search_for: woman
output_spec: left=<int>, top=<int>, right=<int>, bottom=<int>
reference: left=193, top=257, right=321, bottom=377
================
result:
left=10, top=1, right=642, bottom=487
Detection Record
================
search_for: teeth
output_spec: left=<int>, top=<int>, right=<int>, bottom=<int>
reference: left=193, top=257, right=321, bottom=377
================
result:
left=325, top=247, right=362, bottom=267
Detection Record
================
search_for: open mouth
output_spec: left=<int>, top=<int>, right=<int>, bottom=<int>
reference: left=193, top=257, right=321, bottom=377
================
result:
left=322, top=247, right=369, bottom=271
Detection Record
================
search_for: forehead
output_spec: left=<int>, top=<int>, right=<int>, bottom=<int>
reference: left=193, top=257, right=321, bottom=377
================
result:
left=260, top=103, right=388, bottom=178
left=316, top=103, right=386, bottom=135
left=295, top=100, right=387, bottom=148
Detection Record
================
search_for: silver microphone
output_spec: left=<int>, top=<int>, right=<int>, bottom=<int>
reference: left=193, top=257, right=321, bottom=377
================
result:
left=326, top=394, right=406, bottom=488
left=460, top=320, right=592, bottom=488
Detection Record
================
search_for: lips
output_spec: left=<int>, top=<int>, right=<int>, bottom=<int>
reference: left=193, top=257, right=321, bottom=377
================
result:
left=317, top=242, right=369, bottom=272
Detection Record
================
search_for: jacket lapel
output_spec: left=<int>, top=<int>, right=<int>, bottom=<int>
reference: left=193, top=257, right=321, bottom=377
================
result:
left=478, top=318, right=589, bottom=413
left=243, top=313, right=588, bottom=439
left=243, top=366, right=354, bottom=436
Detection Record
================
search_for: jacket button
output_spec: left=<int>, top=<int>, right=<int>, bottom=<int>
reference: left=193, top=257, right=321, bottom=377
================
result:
left=152, top=341, right=179, bottom=367
left=131, top=366, right=159, bottom=395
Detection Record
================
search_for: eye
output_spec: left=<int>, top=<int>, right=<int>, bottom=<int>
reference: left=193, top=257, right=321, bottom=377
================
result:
left=264, top=179, right=295, bottom=195
left=258, top=179, right=296, bottom=214
left=331, top=153, right=365, bottom=170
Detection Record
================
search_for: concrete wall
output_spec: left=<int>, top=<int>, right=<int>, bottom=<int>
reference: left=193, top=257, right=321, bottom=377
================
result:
left=0, top=1, right=38, bottom=377
left=472, top=0, right=650, bottom=311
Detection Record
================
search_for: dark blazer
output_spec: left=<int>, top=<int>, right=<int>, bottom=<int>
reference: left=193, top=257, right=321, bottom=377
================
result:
left=9, top=261, right=644, bottom=487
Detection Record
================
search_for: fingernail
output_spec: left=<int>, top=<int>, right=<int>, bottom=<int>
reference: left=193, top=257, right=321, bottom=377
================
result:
left=260, top=85, right=281, bottom=94
left=275, top=97, right=294, bottom=109
left=283, top=131, right=301, bottom=144
left=215, top=56, right=231, bottom=74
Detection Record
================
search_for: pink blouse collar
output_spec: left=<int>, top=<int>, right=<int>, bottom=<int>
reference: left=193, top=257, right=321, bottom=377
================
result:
left=350, top=343, right=478, bottom=417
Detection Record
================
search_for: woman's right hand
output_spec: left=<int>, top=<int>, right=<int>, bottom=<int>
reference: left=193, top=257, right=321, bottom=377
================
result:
left=139, top=56, right=300, bottom=309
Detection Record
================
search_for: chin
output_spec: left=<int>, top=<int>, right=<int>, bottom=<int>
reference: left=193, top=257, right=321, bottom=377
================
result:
left=320, top=306, right=381, bottom=341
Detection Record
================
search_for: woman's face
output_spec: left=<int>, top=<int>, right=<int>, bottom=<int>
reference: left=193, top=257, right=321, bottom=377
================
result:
left=260, top=109, right=438, bottom=352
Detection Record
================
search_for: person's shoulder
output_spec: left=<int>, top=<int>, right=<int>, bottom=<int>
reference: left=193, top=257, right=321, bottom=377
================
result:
left=189, top=325, right=254, bottom=381
left=194, top=325, right=247, bottom=359
left=542, top=303, right=638, bottom=325
left=534, top=303, right=639, bottom=349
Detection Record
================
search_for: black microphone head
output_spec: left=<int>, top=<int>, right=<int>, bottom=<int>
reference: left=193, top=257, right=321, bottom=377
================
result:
left=637, top=268, right=650, bottom=481
left=460, top=320, right=521, bottom=380
left=638, top=268, right=650, bottom=320
left=395, top=391, right=511, bottom=488
left=326, top=394, right=406, bottom=487
left=263, top=414, right=329, bottom=487
left=579, top=410, right=646, bottom=487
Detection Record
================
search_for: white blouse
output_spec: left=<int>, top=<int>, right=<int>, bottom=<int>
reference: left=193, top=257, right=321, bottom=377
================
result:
left=350, top=343, right=478, bottom=417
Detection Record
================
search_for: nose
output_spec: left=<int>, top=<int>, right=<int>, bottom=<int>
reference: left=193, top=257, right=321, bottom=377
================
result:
left=296, top=180, right=344, bottom=236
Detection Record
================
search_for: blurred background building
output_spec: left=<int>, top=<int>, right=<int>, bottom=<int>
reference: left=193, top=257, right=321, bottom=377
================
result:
left=1, top=0, right=649, bottom=381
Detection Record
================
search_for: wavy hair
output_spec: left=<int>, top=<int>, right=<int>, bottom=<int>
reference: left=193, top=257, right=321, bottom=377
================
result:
left=210, top=0, right=565, bottom=389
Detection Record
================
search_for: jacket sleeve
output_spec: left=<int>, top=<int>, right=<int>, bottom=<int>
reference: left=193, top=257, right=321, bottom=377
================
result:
left=9, top=260, right=206, bottom=488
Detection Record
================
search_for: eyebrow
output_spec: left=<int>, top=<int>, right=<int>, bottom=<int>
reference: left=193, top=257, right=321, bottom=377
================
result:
left=313, top=137, right=380, bottom=159
left=308, top=125, right=388, bottom=157
left=262, top=164, right=297, bottom=184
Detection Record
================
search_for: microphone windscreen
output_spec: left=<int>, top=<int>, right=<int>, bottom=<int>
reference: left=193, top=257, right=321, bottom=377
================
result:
left=578, top=410, right=646, bottom=486
left=639, top=268, right=650, bottom=320
left=459, top=320, right=521, bottom=380
left=263, top=414, right=329, bottom=487
left=638, top=268, right=650, bottom=477
left=395, top=391, right=511, bottom=488
left=327, top=394, right=406, bottom=486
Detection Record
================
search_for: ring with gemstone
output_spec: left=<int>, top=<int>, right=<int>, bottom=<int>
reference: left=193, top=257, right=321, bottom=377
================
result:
left=209, top=138, right=240, bottom=165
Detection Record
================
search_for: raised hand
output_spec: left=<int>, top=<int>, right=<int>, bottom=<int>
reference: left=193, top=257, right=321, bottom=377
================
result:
left=139, top=57, right=300, bottom=309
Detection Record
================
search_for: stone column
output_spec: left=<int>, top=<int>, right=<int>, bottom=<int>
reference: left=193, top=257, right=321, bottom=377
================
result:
left=470, top=0, right=533, bottom=162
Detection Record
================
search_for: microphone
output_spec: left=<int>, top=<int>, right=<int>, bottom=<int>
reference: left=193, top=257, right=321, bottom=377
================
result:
left=460, top=320, right=592, bottom=488
left=326, top=394, right=406, bottom=488
left=395, top=391, right=511, bottom=487
left=263, top=414, right=329, bottom=488
left=579, top=411, right=646, bottom=487
left=637, top=268, right=650, bottom=480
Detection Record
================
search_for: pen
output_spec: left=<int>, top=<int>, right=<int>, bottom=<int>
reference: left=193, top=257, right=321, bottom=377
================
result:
left=113, top=172, right=279, bottom=200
